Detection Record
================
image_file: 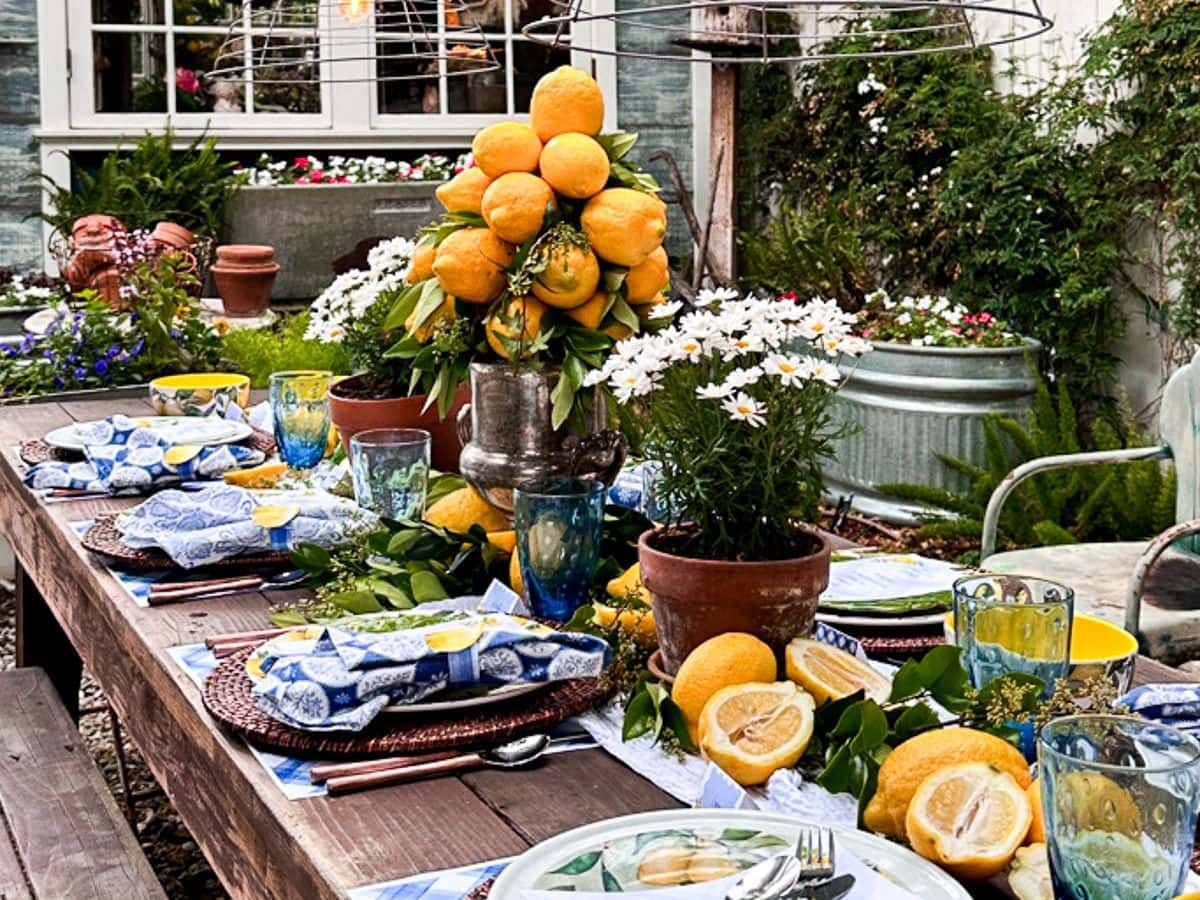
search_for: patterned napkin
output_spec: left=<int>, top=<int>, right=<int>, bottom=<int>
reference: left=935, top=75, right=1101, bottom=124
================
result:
left=24, top=414, right=264, bottom=495
left=1121, top=683, right=1200, bottom=729
left=115, top=484, right=375, bottom=568
left=251, top=610, right=611, bottom=731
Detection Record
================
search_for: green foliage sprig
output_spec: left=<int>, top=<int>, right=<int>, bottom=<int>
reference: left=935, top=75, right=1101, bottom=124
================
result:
left=218, top=312, right=351, bottom=389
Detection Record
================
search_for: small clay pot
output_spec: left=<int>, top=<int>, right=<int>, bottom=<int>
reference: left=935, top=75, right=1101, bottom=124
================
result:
left=88, top=267, right=125, bottom=309
left=215, top=244, right=276, bottom=268
left=638, top=527, right=833, bottom=674
left=212, top=246, right=278, bottom=316
left=150, top=221, right=197, bottom=250
left=71, top=214, right=125, bottom=248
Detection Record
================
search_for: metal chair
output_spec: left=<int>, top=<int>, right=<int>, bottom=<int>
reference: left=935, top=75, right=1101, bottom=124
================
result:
left=980, top=350, right=1200, bottom=662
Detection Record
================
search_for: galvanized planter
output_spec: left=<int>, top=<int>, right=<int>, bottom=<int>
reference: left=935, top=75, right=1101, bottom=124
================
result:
left=824, top=339, right=1041, bottom=525
left=223, top=181, right=444, bottom=301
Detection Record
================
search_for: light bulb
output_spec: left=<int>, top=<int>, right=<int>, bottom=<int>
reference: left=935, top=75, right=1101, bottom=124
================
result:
left=338, top=0, right=372, bottom=23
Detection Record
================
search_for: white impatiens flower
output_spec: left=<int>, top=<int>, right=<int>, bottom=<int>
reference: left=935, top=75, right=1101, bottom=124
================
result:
left=648, top=300, right=683, bottom=320
left=722, top=392, right=767, bottom=428
left=696, top=381, right=734, bottom=400
left=763, top=354, right=809, bottom=387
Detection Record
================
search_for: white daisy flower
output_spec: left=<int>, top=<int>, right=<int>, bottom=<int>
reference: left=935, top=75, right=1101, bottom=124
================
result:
left=696, top=381, right=733, bottom=400
left=798, top=357, right=841, bottom=387
left=648, top=300, right=682, bottom=320
left=722, top=392, right=767, bottom=428
left=763, top=354, right=808, bottom=387
left=723, top=365, right=764, bottom=390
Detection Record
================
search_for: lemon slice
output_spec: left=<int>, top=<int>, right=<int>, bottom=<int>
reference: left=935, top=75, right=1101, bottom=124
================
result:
left=697, top=681, right=814, bottom=786
left=224, top=461, right=288, bottom=488
left=252, top=505, right=300, bottom=529
left=905, top=761, right=1032, bottom=880
left=785, top=637, right=892, bottom=704
left=424, top=622, right=486, bottom=653
left=163, top=444, right=203, bottom=466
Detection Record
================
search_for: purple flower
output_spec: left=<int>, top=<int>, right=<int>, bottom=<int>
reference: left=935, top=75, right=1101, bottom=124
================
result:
left=1, top=345, right=15, bottom=358
left=131, top=339, right=145, bottom=357
left=42, top=349, right=55, bottom=361
left=68, top=353, right=78, bottom=363
left=73, top=367, right=86, bottom=379
left=53, top=375, right=64, bottom=389
left=169, top=329, right=181, bottom=339
left=93, top=358, right=108, bottom=376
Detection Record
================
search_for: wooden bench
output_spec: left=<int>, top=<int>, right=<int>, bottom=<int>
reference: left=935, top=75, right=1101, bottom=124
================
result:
left=0, top=668, right=165, bottom=899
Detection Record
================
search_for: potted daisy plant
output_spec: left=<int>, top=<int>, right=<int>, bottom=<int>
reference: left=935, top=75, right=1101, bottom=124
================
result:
left=587, top=290, right=871, bottom=672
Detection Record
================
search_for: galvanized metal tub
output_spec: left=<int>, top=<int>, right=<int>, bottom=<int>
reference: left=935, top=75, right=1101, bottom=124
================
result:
left=223, top=181, right=443, bottom=300
left=824, top=339, right=1040, bottom=525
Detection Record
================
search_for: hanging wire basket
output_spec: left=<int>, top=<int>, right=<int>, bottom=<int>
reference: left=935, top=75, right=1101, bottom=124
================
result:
left=521, top=1, right=1052, bottom=64
left=205, top=0, right=502, bottom=86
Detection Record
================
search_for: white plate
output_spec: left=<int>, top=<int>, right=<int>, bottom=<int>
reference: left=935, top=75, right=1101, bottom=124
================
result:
left=817, top=609, right=950, bottom=629
left=491, top=808, right=971, bottom=897
left=245, top=622, right=545, bottom=715
left=44, top=416, right=252, bottom=451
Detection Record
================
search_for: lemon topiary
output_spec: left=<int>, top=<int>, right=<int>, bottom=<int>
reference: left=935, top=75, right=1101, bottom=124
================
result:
left=531, top=242, right=601, bottom=309
left=529, top=66, right=605, bottom=142
left=624, top=246, right=669, bottom=302
left=481, top=173, right=557, bottom=244
left=670, top=632, right=777, bottom=740
left=472, top=122, right=542, bottom=178
left=539, top=133, right=611, bottom=199
left=581, top=188, right=668, bottom=267
left=435, top=167, right=492, bottom=214
left=406, top=240, right=437, bottom=284
left=432, top=227, right=514, bottom=304
left=485, top=296, right=548, bottom=359
left=405, top=293, right=456, bottom=342
left=565, top=290, right=608, bottom=330
left=424, top=486, right=510, bottom=533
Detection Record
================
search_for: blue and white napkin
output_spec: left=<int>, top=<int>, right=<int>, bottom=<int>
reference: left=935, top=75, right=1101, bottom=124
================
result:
left=115, top=484, right=375, bottom=568
left=1121, top=683, right=1200, bottom=730
left=251, top=606, right=611, bottom=732
left=24, top=414, right=264, bottom=495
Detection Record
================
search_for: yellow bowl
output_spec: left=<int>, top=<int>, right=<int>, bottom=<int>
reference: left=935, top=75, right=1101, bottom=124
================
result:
left=150, top=373, right=251, bottom=417
left=942, top=611, right=1138, bottom=693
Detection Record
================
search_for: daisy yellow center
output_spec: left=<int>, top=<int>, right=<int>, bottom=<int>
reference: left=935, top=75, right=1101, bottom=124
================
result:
left=737, top=404, right=753, bottom=414
left=682, top=342, right=699, bottom=352
left=811, top=322, right=826, bottom=332
left=778, top=362, right=796, bottom=373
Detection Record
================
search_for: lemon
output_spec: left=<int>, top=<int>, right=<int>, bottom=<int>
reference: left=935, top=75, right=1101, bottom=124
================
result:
left=472, top=121, right=542, bottom=178
left=784, top=638, right=892, bottom=705
left=405, top=293, right=456, bottom=342
left=432, top=227, right=514, bottom=304
left=1026, top=780, right=1044, bottom=844
left=406, top=240, right=437, bottom=284
left=163, top=444, right=202, bottom=465
left=698, top=681, right=815, bottom=786
left=671, top=632, right=777, bottom=740
left=530, top=66, right=605, bottom=142
left=486, top=529, right=517, bottom=554
left=606, top=562, right=649, bottom=603
left=435, top=167, right=492, bottom=214
left=905, top=762, right=1032, bottom=881
left=252, top=505, right=301, bottom=529
left=223, top=461, right=288, bottom=488
left=481, top=173, right=556, bottom=244
left=581, top=188, right=668, bottom=267
left=602, top=322, right=634, bottom=342
left=425, top=622, right=486, bottom=653
left=532, top=242, right=601, bottom=309
left=637, top=846, right=693, bottom=887
left=1008, top=844, right=1052, bottom=900
left=423, top=486, right=510, bottom=534
left=539, top=133, right=611, bottom=199
left=565, top=290, right=609, bottom=330
left=593, top=602, right=657, bottom=649
left=863, top=727, right=1032, bottom=838
left=625, top=246, right=669, bottom=302
left=485, top=296, right=548, bottom=360
left=509, top=550, right=525, bottom=596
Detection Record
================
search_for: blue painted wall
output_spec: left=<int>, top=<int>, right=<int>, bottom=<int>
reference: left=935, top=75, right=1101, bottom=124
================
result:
left=0, top=0, right=41, bottom=269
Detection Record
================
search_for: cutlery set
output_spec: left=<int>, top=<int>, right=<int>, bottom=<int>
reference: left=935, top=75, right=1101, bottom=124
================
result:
left=727, top=828, right=851, bottom=900
left=148, top=568, right=306, bottom=606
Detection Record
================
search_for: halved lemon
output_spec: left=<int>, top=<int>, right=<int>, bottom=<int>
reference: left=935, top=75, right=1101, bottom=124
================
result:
left=905, top=761, right=1032, bottom=880
left=785, top=638, right=891, bottom=704
left=224, top=461, right=289, bottom=488
left=697, top=681, right=814, bottom=786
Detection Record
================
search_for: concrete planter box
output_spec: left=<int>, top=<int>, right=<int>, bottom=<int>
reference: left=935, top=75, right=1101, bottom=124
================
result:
left=824, top=339, right=1040, bottom=524
left=0, top=305, right=45, bottom=339
left=223, top=181, right=444, bottom=301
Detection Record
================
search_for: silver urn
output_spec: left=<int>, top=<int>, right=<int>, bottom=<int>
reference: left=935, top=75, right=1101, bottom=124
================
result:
left=457, top=362, right=626, bottom=513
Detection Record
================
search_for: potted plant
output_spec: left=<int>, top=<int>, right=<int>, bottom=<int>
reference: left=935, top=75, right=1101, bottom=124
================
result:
left=824, top=289, right=1040, bottom=524
left=587, top=290, right=871, bottom=672
left=311, top=237, right=469, bottom=472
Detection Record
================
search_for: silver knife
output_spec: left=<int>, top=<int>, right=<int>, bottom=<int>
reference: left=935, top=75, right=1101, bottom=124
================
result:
left=782, top=874, right=855, bottom=900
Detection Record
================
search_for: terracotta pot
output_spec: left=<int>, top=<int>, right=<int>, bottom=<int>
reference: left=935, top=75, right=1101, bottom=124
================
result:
left=638, top=527, right=832, bottom=674
left=216, top=244, right=276, bottom=267
left=88, top=267, right=125, bottom=309
left=329, top=374, right=469, bottom=473
left=150, top=221, right=197, bottom=250
left=71, top=214, right=125, bottom=248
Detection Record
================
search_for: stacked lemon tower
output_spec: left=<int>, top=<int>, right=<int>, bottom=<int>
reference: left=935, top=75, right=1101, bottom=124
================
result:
left=404, top=66, right=670, bottom=356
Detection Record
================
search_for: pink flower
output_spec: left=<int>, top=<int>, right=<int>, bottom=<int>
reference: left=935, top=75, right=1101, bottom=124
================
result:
left=310, top=169, right=325, bottom=182
left=294, top=175, right=310, bottom=185
left=294, top=157, right=311, bottom=170
left=336, top=176, right=350, bottom=184
left=949, top=327, right=962, bottom=335
left=978, top=312, right=993, bottom=323
left=176, top=68, right=201, bottom=95
left=779, top=290, right=798, bottom=302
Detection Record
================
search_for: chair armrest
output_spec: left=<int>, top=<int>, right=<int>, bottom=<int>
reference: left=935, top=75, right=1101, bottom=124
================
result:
left=1125, top=519, right=1200, bottom=637
left=980, top=446, right=1170, bottom=560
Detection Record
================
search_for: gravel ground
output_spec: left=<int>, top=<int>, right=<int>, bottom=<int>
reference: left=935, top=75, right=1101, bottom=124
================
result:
left=0, top=586, right=227, bottom=899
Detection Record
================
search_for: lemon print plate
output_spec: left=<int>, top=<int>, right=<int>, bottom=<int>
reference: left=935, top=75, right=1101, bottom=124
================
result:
left=245, top=612, right=546, bottom=715
left=45, top=415, right=252, bottom=451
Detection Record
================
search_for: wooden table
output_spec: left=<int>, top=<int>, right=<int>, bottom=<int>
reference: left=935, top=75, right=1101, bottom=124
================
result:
left=0, top=395, right=1193, bottom=899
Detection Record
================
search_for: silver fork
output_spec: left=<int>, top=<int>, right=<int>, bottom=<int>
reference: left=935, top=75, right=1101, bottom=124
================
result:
left=794, top=827, right=836, bottom=883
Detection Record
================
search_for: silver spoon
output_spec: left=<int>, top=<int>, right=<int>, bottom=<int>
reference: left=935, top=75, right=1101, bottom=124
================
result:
left=725, top=851, right=803, bottom=900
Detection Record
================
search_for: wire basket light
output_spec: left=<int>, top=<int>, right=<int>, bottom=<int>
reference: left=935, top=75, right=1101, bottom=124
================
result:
left=205, top=0, right=502, bottom=86
left=521, top=1, right=1052, bottom=64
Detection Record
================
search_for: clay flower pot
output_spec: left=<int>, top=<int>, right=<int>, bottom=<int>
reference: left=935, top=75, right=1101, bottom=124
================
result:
left=88, top=267, right=125, bottom=309
left=211, top=244, right=279, bottom=316
left=329, top=374, right=469, bottom=473
left=149, top=221, right=197, bottom=250
left=638, top=527, right=833, bottom=674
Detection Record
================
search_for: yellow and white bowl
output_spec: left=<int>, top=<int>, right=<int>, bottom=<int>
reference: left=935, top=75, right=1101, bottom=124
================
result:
left=150, top=373, right=251, bottom=417
left=943, top=611, right=1138, bottom=694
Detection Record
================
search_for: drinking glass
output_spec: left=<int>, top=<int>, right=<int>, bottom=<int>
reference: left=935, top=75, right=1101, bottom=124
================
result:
left=269, top=370, right=332, bottom=469
left=954, top=573, right=1073, bottom=694
left=513, top=478, right=606, bottom=621
left=349, top=428, right=431, bottom=519
left=1040, top=715, right=1200, bottom=900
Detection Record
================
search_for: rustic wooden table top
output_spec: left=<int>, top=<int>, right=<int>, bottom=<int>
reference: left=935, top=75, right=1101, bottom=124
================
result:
left=0, top=393, right=1193, bottom=900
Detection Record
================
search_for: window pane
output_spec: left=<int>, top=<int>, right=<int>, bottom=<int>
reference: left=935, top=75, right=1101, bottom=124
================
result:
left=92, top=0, right=165, bottom=25
left=516, top=0, right=568, bottom=31
left=93, top=31, right=168, bottom=112
left=447, top=43, right=505, bottom=113
left=512, top=39, right=570, bottom=112
left=377, top=41, right=440, bottom=114
left=375, top=0, right=440, bottom=34
left=457, top=0, right=505, bottom=32
left=173, top=0, right=317, bottom=28
left=250, top=35, right=322, bottom=113
left=176, top=33, right=240, bottom=112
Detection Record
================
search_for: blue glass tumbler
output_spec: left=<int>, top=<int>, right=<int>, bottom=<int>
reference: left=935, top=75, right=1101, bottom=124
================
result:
left=269, top=370, right=332, bottom=469
left=513, top=478, right=606, bottom=621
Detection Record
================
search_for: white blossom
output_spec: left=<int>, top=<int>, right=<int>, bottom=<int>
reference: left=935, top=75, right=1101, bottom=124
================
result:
left=722, top=392, right=767, bottom=428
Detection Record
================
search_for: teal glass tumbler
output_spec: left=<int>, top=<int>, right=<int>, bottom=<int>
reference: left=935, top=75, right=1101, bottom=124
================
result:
left=1040, top=715, right=1200, bottom=900
left=513, top=478, right=606, bottom=621
left=349, top=428, right=431, bottom=519
left=954, top=573, right=1074, bottom=696
left=269, top=370, right=332, bottom=469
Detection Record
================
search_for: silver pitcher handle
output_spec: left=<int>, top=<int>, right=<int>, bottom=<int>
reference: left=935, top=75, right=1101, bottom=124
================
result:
left=568, top=430, right=628, bottom=486
left=456, top=402, right=472, bottom=448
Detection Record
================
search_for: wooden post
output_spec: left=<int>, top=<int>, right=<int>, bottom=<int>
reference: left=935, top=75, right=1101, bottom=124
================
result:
left=15, top=565, right=82, bottom=720
left=709, top=64, right=738, bottom=285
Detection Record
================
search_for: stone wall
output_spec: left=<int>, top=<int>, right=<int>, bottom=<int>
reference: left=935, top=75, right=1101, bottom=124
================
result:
left=0, top=0, right=41, bottom=270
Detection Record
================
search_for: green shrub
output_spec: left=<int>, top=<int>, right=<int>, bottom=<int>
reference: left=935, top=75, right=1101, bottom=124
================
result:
left=218, top=313, right=351, bottom=388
